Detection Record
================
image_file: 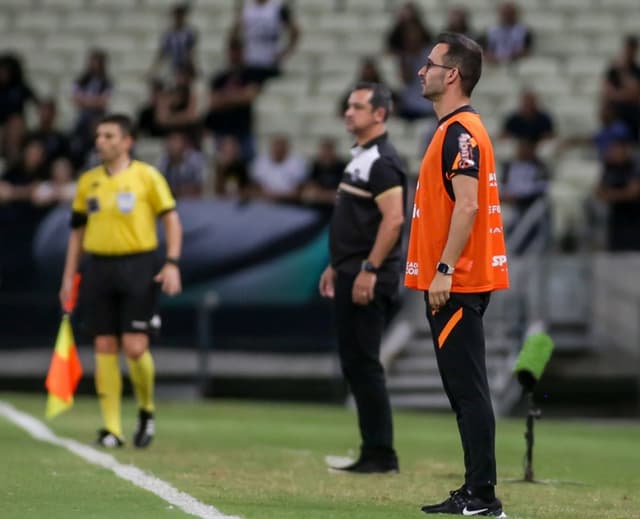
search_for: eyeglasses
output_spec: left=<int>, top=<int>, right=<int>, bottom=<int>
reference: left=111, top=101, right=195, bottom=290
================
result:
left=425, top=58, right=464, bottom=79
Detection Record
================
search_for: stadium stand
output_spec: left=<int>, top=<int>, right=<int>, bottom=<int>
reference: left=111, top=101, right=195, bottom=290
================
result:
left=2, top=0, right=639, bottom=412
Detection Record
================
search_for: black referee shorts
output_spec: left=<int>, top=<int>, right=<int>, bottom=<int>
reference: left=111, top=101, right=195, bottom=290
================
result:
left=78, top=251, right=161, bottom=337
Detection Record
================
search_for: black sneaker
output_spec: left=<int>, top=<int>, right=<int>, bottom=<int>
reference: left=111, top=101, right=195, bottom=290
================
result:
left=133, top=410, right=155, bottom=448
left=329, top=452, right=399, bottom=474
left=95, top=428, right=124, bottom=448
left=421, top=487, right=506, bottom=517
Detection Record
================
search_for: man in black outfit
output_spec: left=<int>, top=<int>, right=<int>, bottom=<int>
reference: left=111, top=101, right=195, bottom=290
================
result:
left=319, top=82, right=406, bottom=473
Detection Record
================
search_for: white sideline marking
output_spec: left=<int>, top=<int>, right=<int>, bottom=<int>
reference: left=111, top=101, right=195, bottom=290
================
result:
left=0, top=401, right=242, bottom=519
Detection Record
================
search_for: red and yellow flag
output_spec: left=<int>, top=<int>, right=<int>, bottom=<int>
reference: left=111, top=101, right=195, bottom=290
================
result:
left=45, top=274, right=83, bottom=419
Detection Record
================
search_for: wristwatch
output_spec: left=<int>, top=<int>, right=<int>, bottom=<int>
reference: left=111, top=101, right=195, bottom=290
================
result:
left=165, top=256, right=180, bottom=266
left=361, top=260, right=379, bottom=274
left=436, top=262, right=455, bottom=275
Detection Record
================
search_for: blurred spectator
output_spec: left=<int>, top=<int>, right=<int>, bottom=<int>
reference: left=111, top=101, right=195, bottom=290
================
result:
left=231, top=0, right=300, bottom=84
left=338, top=57, right=397, bottom=116
left=500, top=138, right=551, bottom=252
left=502, top=90, right=554, bottom=143
left=444, top=6, right=476, bottom=40
left=561, top=102, right=632, bottom=159
left=300, top=137, right=347, bottom=206
left=0, top=54, right=38, bottom=164
left=0, top=138, right=51, bottom=290
left=156, top=130, right=204, bottom=199
left=213, top=135, right=251, bottom=198
left=601, top=35, right=640, bottom=141
left=156, top=63, right=200, bottom=142
left=204, top=38, right=261, bottom=162
left=149, top=2, right=198, bottom=81
left=69, top=49, right=113, bottom=167
left=394, top=20, right=434, bottom=121
left=137, top=79, right=166, bottom=137
left=484, top=2, right=533, bottom=64
left=1, top=137, right=49, bottom=195
left=595, top=137, right=640, bottom=251
left=385, top=2, right=432, bottom=57
left=501, top=138, right=550, bottom=212
left=31, top=157, right=76, bottom=207
left=25, top=98, right=70, bottom=168
left=593, top=103, right=634, bottom=160
left=251, top=134, right=307, bottom=202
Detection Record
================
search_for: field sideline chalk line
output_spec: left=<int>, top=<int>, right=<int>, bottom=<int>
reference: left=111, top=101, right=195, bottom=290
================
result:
left=0, top=401, right=242, bottom=519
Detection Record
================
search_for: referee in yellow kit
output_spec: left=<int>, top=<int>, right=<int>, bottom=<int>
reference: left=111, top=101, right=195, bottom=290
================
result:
left=59, top=114, right=182, bottom=448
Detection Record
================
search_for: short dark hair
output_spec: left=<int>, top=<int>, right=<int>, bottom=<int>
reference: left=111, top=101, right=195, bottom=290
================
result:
left=352, top=81, right=393, bottom=120
left=99, top=113, right=136, bottom=139
left=436, top=32, right=483, bottom=97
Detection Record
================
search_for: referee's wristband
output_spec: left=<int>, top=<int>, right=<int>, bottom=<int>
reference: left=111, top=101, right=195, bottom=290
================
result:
left=165, top=256, right=180, bottom=267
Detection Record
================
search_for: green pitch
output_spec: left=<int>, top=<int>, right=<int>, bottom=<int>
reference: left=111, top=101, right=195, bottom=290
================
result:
left=1, top=393, right=638, bottom=519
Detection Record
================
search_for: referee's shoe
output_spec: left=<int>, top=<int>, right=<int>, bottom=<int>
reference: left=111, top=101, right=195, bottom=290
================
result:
left=133, top=410, right=155, bottom=448
left=95, top=429, right=124, bottom=448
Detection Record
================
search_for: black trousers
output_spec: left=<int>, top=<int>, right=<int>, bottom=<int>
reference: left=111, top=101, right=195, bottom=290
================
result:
left=425, top=291, right=497, bottom=488
left=334, top=271, right=396, bottom=455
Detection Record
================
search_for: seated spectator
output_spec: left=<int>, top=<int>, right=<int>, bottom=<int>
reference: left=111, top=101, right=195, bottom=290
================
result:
left=1, top=137, right=50, bottom=197
left=149, top=2, right=198, bottom=81
left=31, top=157, right=76, bottom=207
left=601, top=35, right=640, bottom=141
left=204, top=38, right=261, bottom=162
left=69, top=49, right=113, bottom=168
left=337, top=57, right=397, bottom=116
left=0, top=54, right=38, bottom=164
left=213, top=135, right=251, bottom=198
left=300, top=137, right=346, bottom=206
left=251, top=134, right=307, bottom=202
left=502, top=90, right=554, bottom=143
left=394, top=20, right=434, bottom=121
left=484, top=2, right=533, bottom=64
left=25, top=98, right=70, bottom=168
left=500, top=138, right=551, bottom=253
left=593, top=102, right=634, bottom=160
left=501, top=138, right=551, bottom=211
left=137, top=79, right=166, bottom=137
left=156, top=130, right=204, bottom=199
left=444, top=6, right=476, bottom=41
left=385, top=2, right=432, bottom=57
left=230, top=0, right=300, bottom=84
left=595, top=137, right=640, bottom=251
left=156, top=63, right=201, bottom=142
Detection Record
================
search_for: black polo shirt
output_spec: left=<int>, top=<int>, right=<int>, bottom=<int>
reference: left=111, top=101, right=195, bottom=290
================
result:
left=329, top=133, right=406, bottom=285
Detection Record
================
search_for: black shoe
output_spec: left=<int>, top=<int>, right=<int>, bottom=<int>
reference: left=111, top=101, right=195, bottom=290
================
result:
left=329, top=452, right=399, bottom=474
left=421, top=487, right=506, bottom=517
left=133, top=410, right=155, bottom=448
left=95, top=428, right=124, bottom=448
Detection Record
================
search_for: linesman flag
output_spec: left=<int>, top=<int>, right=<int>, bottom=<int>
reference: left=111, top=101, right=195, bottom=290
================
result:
left=45, top=274, right=83, bottom=419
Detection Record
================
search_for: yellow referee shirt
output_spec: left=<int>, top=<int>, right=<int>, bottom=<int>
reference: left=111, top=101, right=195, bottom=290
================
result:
left=72, top=160, right=176, bottom=255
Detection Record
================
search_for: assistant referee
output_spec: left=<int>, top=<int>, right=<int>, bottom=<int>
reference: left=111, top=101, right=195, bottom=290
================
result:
left=59, top=113, right=182, bottom=448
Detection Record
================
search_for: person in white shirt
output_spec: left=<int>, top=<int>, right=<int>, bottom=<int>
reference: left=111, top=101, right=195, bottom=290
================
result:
left=250, top=135, right=307, bottom=201
left=231, top=0, right=300, bottom=84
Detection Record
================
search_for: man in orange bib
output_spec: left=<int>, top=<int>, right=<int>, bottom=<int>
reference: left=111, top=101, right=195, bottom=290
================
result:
left=405, top=33, right=509, bottom=517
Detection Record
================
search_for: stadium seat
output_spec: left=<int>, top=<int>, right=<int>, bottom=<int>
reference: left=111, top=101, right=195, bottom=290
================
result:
left=15, top=11, right=60, bottom=33
left=569, top=13, right=618, bottom=34
left=113, top=11, right=164, bottom=33
left=63, top=12, right=116, bottom=33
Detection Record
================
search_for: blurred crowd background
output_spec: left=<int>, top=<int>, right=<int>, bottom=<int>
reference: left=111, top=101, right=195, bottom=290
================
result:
left=0, top=0, right=639, bottom=305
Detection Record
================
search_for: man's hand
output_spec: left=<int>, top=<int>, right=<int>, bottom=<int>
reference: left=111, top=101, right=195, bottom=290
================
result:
left=428, top=272, right=452, bottom=312
left=154, top=263, right=182, bottom=296
left=319, top=265, right=336, bottom=298
left=352, top=271, right=376, bottom=305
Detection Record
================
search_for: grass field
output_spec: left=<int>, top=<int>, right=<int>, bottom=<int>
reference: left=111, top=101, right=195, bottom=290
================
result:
left=1, top=393, right=638, bottom=519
